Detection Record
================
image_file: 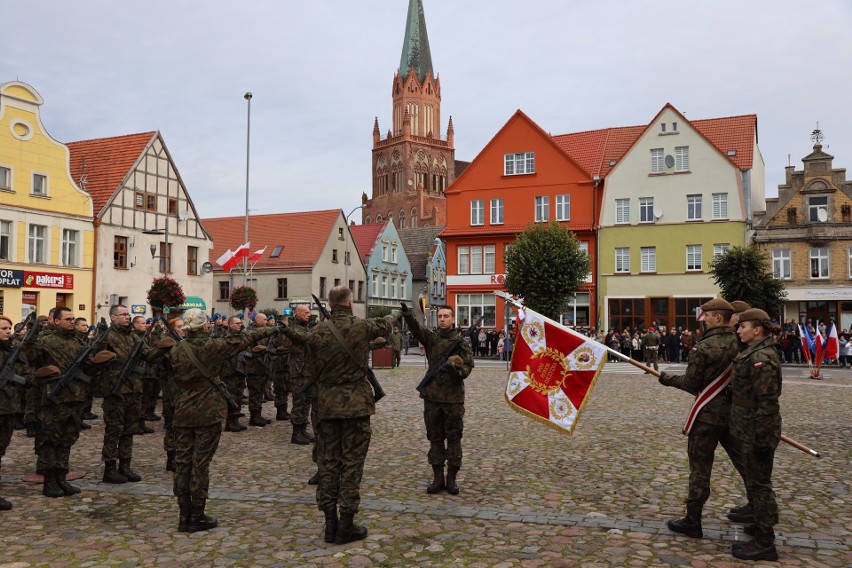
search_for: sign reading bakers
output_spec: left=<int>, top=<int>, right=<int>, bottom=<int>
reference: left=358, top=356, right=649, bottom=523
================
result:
left=23, top=271, right=74, bottom=289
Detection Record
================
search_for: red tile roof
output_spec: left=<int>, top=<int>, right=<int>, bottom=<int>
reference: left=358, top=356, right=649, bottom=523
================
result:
left=67, top=132, right=156, bottom=215
left=349, top=221, right=387, bottom=264
left=691, top=114, right=757, bottom=171
left=203, top=209, right=341, bottom=271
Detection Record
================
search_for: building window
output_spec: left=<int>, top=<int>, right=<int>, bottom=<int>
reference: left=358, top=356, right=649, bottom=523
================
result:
left=381, top=275, right=388, bottom=298
left=168, top=198, right=177, bottom=216
left=484, top=245, right=496, bottom=274
left=390, top=276, right=397, bottom=299
left=640, top=247, right=656, bottom=273
left=358, top=280, right=364, bottom=302
left=615, top=198, right=630, bottom=224
left=319, top=276, right=327, bottom=298
left=615, top=247, right=630, bottom=273
left=810, top=247, right=829, bottom=279
left=28, top=224, right=47, bottom=263
left=0, top=166, right=10, bottom=190
left=187, top=246, right=198, bottom=275
left=490, top=198, right=504, bottom=224
left=772, top=249, right=791, bottom=280
left=687, top=194, right=702, bottom=220
left=675, top=146, right=689, bottom=171
left=159, top=242, right=172, bottom=274
left=348, top=279, right=354, bottom=293
left=651, top=148, right=664, bottom=173
left=344, top=251, right=350, bottom=265
left=61, top=229, right=79, bottom=266
left=0, top=220, right=12, bottom=260
left=147, top=194, right=157, bottom=211
left=808, top=196, right=828, bottom=222
left=371, top=273, right=379, bottom=296
left=382, top=245, right=388, bottom=261
left=504, top=152, right=535, bottom=176
left=332, top=249, right=338, bottom=263
left=334, top=278, right=341, bottom=288
left=114, top=236, right=128, bottom=269
left=712, top=193, right=728, bottom=219
left=219, top=281, right=230, bottom=301
left=135, top=192, right=145, bottom=209
left=455, top=293, right=497, bottom=327
left=556, top=194, right=570, bottom=221
left=535, top=196, right=549, bottom=222
left=32, top=173, right=48, bottom=196
left=391, top=246, right=398, bottom=263
left=338, top=227, right=344, bottom=240
left=713, top=243, right=730, bottom=260
left=470, top=200, right=484, bottom=225
left=686, top=244, right=703, bottom=271
left=639, top=197, right=654, bottom=223
left=400, top=276, right=407, bottom=299
left=848, top=248, right=852, bottom=278
left=277, top=278, right=288, bottom=299
left=458, top=246, right=470, bottom=274
left=271, top=245, right=283, bottom=258
left=471, top=246, right=483, bottom=274
left=560, top=293, right=591, bottom=328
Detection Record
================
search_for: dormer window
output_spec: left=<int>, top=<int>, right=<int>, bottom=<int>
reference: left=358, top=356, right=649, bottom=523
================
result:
left=808, top=196, right=828, bottom=222
left=504, top=152, right=535, bottom=175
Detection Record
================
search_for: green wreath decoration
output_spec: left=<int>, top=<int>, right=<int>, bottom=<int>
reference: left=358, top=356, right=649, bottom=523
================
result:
left=147, top=277, right=186, bottom=309
left=230, top=286, right=258, bottom=311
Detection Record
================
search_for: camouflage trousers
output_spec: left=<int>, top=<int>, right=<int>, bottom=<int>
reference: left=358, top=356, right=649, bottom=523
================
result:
left=101, top=393, right=141, bottom=462
left=316, top=416, right=371, bottom=514
left=246, top=373, right=267, bottom=416
left=223, top=375, right=246, bottom=417
left=173, top=423, right=222, bottom=500
left=289, top=374, right=311, bottom=426
left=162, top=379, right=176, bottom=453
left=142, top=375, right=160, bottom=416
left=644, top=349, right=659, bottom=370
left=424, top=401, right=465, bottom=468
left=0, top=413, right=14, bottom=459
left=311, top=396, right=318, bottom=464
left=686, top=422, right=748, bottom=516
left=273, top=370, right=291, bottom=409
left=36, top=401, right=83, bottom=471
left=743, top=444, right=778, bottom=542
left=392, top=349, right=401, bottom=368
left=24, top=384, right=40, bottom=425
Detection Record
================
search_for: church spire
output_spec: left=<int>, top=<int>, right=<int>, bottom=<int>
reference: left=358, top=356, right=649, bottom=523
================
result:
left=399, top=0, right=434, bottom=83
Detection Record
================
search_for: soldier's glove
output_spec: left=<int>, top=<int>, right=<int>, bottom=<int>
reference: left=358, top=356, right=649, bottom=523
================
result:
left=753, top=445, right=773, bottom=458
left=156, top=337, right=176, bottom=350
left=447, top=355, right=464, bottom=369
left=658, top=371, right=671, bottom=386
left=399, top=302, right=411, bottom=316
left=96, top=319, right=109, bottom=333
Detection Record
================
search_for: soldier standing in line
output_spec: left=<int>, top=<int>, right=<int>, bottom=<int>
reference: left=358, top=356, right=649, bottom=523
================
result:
left=167, top=308, right=278, bottom=532
left=26, top=307, right=115, bottom=498
left=281, top=304, right=316, bottom=445
left=306, top=286, right=397, bottom=544
left=401, top=304, right=474, bottom=496
left=658, top=298, right=749, bottom=539
left=130, top=317, right=155, bottom=436
left=0, top=315, right=30, bottom=510
left=141, top=318, right=163, bottom=425
left=390, top=326, right=403, bottom=368
left=729, top=308, right=782, bottom=561
left=643, top=327, right=660, bottom=372
left=24, top=314, right=52, bottom=439
left=222, top=315, right=248, bottom=432
left=242, top=313, right=272, bottom=427
left=270, top=316, right=293, bottom=421
left=162, top=317, right=185, bottom=472
left=74, top=317, right=98, bottom=429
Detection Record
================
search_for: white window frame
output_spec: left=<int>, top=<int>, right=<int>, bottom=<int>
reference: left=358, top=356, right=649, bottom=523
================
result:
left=686, top=244, right=703, bottom=271
left=772, top=249, right=791, bottom=280
left=490, top=198, right=504, bottom=224
left=810, top=247, right=829, bottom=279
left=32, top=172, right=49, bottom=196
left=371, top=273, right=379, bottom=296
left=0, top=165, right=11, bottom=190
left=61, top=228, right=79, bottom=267
left=504, top=152, right=535, bottom=176
left=808, top=196, right=828, bottom=222
left=687, top=194, right=702, bottom=220
left=556, top=194, right=570, bottom=221
left=535, top=196, right=549, bottom=222
left=382, top=244, right=388, bottom=262
left=848, top=247, right=852, bottom=279
left=470, top=200, right=484, bottom=225
left=640, top=246, right=656, bottom=273
left=675, top=146, right=689, bottom=171
left=381, top=275, right=388, bottom=298
left=390, top=276, right=397, bottom=299
left=471, top=246, right=483, bottom=274
left=458, top=246, right=470, bottom=275
left=391, top=246, right=398, bottom=264
left=0, top=220, right=12, bottom=261
left=712, top=193, right=728, bottom=219
left=28, top=224, right=47, bottom=263
left=455, top=293, right=497, bottom=328
left=484, top=245, right=496, bottom=274
left=639, top=197, right=654, bottom=223
left=615, top=198, right=630, bottom=224
left=615, top=247, right=630, bottom=274
left=650, top=148, right=664, bottom=173
left=713, top=243, right=730, bottom=261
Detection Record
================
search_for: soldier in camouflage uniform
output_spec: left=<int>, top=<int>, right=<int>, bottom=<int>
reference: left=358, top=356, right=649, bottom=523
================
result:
left=221, top=316, right=248, bottom=432
left=141, top=318, right=163, bottom=424
left=659, top=298, right=748, bottom=539
left=401, top=304, right=474, bottom=496
left=281, top=304, right=315, bottom=445
left=306, top=286, right=397, bottom=544
left=729, top=308, right=782, bottom=561
left=390, top=327, right=403, bottom=368
left=166, top=308, right=277, bottom=532
left=74, top=317, right=98, bottom=427
left=270, top=317, right=293, bottom=421
left=0, top=315, right=30, bottom=510
left=242, top=313, right=273, bottom=427
left=24, top=314, right=52, bottom=439
left=642, top=327, right=660, bottom=371
left=161, top=317, right=185, bottom=472
left=26, top=307, right=115, bottom=498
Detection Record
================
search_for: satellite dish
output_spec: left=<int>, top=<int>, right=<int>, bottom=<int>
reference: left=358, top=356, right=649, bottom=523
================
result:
left=178, top=210, right=189, bottom=222
left=201, top=261, right=214, bottom=274
left=817, top=208, right=828, bottom=223
left=664, top=155, right=675, bottom=169
left=653, top=206, right=663, bottom=219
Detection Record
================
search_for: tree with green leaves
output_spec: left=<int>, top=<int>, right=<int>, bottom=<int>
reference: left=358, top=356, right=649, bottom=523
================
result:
left=504, top=222, right=591, bottom=321
left=710, top=244, right=787, bottom=318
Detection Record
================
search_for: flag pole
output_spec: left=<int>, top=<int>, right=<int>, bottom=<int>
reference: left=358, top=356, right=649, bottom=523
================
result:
left=494, top=291, right=821, bottom=458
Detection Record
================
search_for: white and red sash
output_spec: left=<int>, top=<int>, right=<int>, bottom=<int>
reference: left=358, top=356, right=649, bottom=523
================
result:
left=682, top=364, right=733, bottom=435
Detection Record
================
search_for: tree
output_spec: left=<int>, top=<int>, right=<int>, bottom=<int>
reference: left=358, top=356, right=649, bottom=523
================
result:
left=710, top=244, right=787, bottom=318
left=368, top=305, right=392, bottom=319
left=504, top=222, right=591, bottom=321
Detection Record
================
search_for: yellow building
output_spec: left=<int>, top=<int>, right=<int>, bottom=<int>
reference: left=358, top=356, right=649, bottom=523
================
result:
left=0, top=81, right=95, bottom=321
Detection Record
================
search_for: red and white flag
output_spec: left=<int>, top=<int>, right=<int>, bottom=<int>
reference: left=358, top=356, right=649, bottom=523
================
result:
left=215, top=248, right=234, bottom=269
left=221, top=242, right=250, bottom=271
left=824, top=321, right=839, bottom=360
left=248, top=246, right=267, bottom=262
left=798, top=324, right=811, bottom=363
left=506, top=305, right=607, bottom=435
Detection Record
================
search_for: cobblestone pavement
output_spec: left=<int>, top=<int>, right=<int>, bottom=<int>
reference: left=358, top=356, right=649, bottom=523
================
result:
left=1, top=365, right=849, bottom=567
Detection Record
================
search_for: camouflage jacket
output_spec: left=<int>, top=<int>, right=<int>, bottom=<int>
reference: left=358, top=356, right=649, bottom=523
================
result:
left=25, top=328, right=91, bottom=404
left=0, top=339, right=29, bottom=415
left=281, top=319, right=312, bottom=379
left=404, top=313, right=474, bottom=404
left=390, top=331, right=403, bottom=351
left=99, top=324, right=158, bottom=395
left=643, top=332, right=660, bottom=349
left=241, top=326, right=272, bottom=376
left=661, top=325, right=738, bottom=427
left=730, top=335, right=782, bottom=448
left=219, top=329, right=246, bottom=379
left=268, top=333, right=291, bottom=375
left=167, top=326, right=277, bottom=428
left=307, top=306, right=396, bottom=420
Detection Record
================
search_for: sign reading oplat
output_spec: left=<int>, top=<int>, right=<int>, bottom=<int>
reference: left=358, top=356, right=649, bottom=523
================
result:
left=131, top=305, right=147, bottom=314
left=23, top=271, right=74, bottom=289
left=0, top=269, right=25, bottom=287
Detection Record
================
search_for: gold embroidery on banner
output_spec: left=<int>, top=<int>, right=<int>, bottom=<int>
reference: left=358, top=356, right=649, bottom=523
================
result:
left=507, top=373, right=526, bottom=397
left=521, top=321, right=545, bottom=347
left=550, top=398, right=572, bottom=421
left=525, top=347, right=571, bottom=397
left=571, top=345, right=597, bottom=370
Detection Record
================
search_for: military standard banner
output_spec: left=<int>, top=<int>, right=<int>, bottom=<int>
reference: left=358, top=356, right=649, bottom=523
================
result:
left=505, top=305, right=607, bottom=435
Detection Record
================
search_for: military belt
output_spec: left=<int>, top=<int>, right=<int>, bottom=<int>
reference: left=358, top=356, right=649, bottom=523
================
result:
left=178, top=380, right=210, bottom=390
left=731, top=393, right=757, bottom=410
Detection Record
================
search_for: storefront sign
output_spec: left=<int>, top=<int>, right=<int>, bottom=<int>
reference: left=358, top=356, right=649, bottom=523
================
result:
left=177, top=296, right=207, bottom=310
left=0, top=269, right=24, bottom=287
left=23, top=271, right=74, bottom=289
left=131, top=305, right=147, bottom=315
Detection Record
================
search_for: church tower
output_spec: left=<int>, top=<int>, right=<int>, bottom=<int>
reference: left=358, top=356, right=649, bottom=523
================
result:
left=362, top=0, right=455, bottom=228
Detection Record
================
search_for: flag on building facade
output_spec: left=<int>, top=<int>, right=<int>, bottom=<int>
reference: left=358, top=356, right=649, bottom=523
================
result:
left=505, top=305, right=607, bottom=435
left=221, top=242, right=250, bottom=271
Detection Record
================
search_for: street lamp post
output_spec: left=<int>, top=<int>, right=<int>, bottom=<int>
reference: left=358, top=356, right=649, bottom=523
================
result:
left=243, top=92, right=252, bottom=287
left=343, top=204, right=366, bottom=288
left=145, top=213, right=170, bottom=277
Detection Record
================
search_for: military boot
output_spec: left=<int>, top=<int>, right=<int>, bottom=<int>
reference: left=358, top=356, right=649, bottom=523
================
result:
left=727, top=502, right=754, bottom=523
left=166, top=451, right=176, bottom=472
left=743, top=523, right=756, bottom=536
left=56, top=469, right=81, bottom=495
left=25, top=423, right=37, bottom=438
left=249, top=412, right=267, bottom=427
left=83, top=411, right=99, bottom=420
left=102, top=460, right=128, bottom=484
left=445, top=466, right=460, bottom=495
left=0, top=496, right=12, bottom=510
left=119, top=458, right=142, bottom=482
left=187, top=499, right=218, bottom=533
left=334, top=512, right=367, bottom=544
left=144, top=412, right=161, bottom=422
left=291, top=424, right=312, bottom=445
left=307, top=471, right=320, bottom=485
left=177, top=496, right=191, bottom=532
left=732, top=538, right=778, bottom=561
left=323, top=507, right=339, bottom=543
left=42, top=468, right=64, bottom=498
left=224, top=415, right=246, bottom=432
left=137, top=419, right=155, bottom=435
left=666, top=516, right=703, bottom=538
left=276, top=406, right=290, bottom=421
left=426, top=465, right=445, bottom=494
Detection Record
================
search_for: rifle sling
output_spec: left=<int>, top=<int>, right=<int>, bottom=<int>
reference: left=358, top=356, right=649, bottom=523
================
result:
left=325, top=320, right=373, bottom=384
left=425, top=337, right=463, bottom=378
left=176, top=341, right=216, bottom=383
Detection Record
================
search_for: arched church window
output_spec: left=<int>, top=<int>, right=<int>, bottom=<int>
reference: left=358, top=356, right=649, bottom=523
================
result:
left=410, top=207, right=417, bottom=228
left=376, top=214, right=383, bottom=223
left=365, top=216, right=372, bottom=224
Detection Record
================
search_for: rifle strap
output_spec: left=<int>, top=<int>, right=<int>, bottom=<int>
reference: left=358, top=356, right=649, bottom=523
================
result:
left=326, top=320, right=373, bottom=382
left=425, top=337, right=462, bottom=378
left=176, top=341, right=214, bottom=380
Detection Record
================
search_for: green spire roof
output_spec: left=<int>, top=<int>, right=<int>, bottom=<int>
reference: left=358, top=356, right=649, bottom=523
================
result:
left=399, top=0, right=434, bottom=84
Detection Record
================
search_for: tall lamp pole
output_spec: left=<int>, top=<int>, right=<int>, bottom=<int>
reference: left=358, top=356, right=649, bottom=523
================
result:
left=243, top=91, right=252, bottom=287
left=343, top=204, right=366, bottom=288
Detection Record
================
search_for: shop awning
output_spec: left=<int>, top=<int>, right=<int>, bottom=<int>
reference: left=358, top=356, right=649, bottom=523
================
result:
left=177, top=296, right=207, bottom=310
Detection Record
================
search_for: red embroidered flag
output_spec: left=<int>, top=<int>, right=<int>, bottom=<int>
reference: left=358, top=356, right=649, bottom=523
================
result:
left=506, top=306, right=607, bottom=435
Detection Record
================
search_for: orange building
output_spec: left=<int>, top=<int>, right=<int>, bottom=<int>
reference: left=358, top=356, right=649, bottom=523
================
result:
left=442, top=110, right=600, bottom=331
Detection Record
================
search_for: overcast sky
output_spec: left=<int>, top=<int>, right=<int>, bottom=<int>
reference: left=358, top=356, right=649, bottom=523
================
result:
left=4, top=1, right=851, bottom=221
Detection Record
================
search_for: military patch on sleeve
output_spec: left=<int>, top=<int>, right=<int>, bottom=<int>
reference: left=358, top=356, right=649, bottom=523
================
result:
left=753, top=362, right=764, bottom=368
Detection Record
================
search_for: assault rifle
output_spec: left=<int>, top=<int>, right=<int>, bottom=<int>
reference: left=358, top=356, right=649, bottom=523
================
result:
left=413, top=307, right=482, bottom=398
left=159, top=316, right=184, bottom=343
left=108, top=322, right=156, bottom=399
left=48, top=318, right=110, bottom=404
left=0, top=312, right=39, bottom=397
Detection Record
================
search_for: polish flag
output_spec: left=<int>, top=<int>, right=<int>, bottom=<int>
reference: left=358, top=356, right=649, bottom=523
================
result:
left=824, top=322, right=839, bottom=360
left=215, top=248, right=234, bottom=268
left=799, top=324, right=812, bottom=363
left=222, top=242, right=250, bottom=271
left=248, top=246, right=267, bottom=262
